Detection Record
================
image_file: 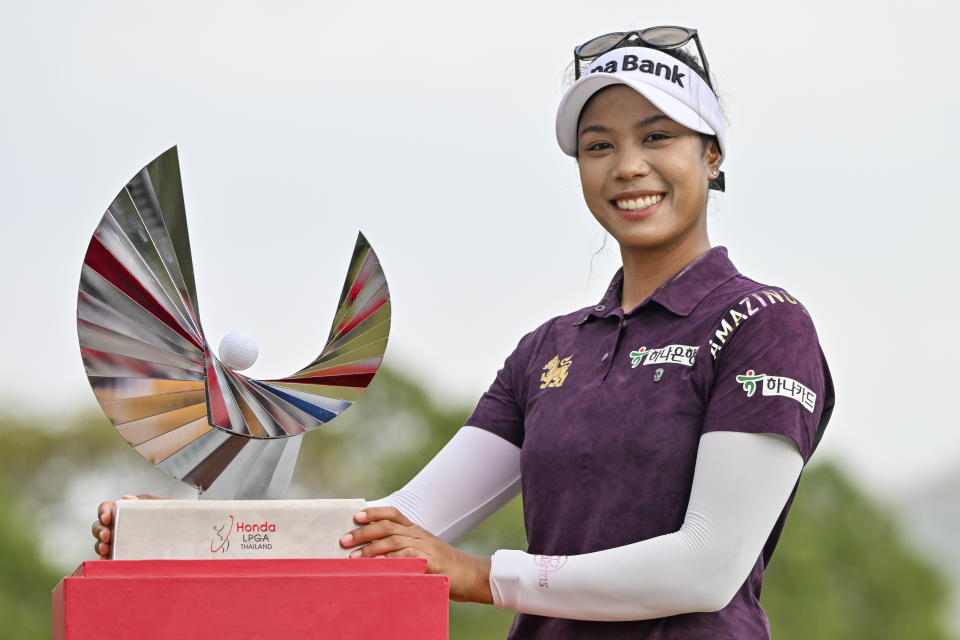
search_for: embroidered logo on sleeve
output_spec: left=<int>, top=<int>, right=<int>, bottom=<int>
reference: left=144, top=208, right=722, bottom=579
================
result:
left=736, top=370, right=817, bottom=413
left=629, top=344, right=698, bottom=368
left=540, top=355, right=573, bottom=389
left=533, top=554, right=568, bottom=588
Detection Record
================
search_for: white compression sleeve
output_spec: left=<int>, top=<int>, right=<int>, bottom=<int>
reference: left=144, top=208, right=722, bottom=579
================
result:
left=489, top=431, right=804, bottom=621
left=368, top=426, right=522, bottom=544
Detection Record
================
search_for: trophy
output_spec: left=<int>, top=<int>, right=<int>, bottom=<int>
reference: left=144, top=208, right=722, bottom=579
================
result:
left=77, top=147, right=388, bottom=559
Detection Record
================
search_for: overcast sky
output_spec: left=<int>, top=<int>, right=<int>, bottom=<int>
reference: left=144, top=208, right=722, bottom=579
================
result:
left=1, top=0, right=957, bottom=499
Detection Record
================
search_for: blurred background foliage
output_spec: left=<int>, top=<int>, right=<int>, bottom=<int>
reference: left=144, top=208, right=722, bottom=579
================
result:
left=0, top=366, right=952, bottom=639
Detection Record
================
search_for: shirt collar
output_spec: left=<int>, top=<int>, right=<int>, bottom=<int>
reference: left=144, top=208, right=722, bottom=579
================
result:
left=574, top=246, right=740, bottom=325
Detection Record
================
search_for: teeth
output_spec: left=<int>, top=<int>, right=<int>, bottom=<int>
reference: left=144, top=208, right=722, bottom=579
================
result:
left=615, top=194, right=664, bottom=210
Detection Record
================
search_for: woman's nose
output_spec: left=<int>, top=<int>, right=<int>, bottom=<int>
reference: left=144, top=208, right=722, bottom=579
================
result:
left=612, top=147, right=651, bottom=181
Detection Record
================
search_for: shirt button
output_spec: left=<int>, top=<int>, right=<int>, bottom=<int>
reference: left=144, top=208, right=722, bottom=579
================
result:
left=601, top=352, right=609, bottom=361
left=595, top=305, right=605, bottom=312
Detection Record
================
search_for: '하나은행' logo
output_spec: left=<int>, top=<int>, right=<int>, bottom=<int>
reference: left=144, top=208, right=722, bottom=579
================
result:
left=629, top=344, right=698, bottom=368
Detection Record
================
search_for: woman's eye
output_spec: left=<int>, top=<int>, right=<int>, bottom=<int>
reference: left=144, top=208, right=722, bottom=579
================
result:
left=584, top=141, right=613, bottom=151
left=644, top=133, right=671, bottom=143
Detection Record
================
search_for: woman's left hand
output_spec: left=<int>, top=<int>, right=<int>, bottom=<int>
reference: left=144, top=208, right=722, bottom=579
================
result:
left=340, top=506, right=493, bottom=604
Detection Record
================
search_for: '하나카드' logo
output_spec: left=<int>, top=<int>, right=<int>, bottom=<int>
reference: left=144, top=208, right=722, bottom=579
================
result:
left=736, top=370, right=817, bottom=413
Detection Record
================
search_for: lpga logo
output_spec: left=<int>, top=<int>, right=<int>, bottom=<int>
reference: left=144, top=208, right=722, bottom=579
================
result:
left=533, top=554, right=568, bottom=589
left=210, top=514, right=234, bottom=554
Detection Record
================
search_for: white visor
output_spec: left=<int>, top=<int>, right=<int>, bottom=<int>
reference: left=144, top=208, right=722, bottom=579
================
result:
left=556, top=47, right=725, bottom=161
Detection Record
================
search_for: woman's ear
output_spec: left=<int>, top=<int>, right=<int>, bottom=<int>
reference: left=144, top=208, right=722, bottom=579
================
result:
left=703, top=139, right=722, bottom=177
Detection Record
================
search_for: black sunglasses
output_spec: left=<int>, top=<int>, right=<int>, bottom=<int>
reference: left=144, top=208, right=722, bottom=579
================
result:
left=573, top=26, right=711, bottom=86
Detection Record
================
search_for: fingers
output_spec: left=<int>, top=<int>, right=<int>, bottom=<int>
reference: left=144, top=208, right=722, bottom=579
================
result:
left=354, top=507, right=413, bottom=527
left=92, top=494, right=167, bottom=560
left=340, top=519, right=396, bottom=548
left=92, top=525, right=111, bottom=558
left=93, top=500, right=117, bottom=559
left=336, top=514, right=490, bottom=604
left=384, top=548, right=425, bottom=559
left=341, top=507, right=418, bottom=548
left=91, top=518, right=110, bottom=543
left=98, top=500, right=116, bottom=527
left=341, top=517, right=423, bottom=550
left=348, top=535, right=420, bottom=558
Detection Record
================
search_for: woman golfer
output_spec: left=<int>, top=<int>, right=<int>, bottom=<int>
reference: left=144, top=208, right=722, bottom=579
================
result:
left=94, top=26, right=834, bottom=639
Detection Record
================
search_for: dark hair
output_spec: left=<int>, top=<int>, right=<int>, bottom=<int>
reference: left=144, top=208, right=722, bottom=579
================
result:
left=654, top=45, right=711, bottom=87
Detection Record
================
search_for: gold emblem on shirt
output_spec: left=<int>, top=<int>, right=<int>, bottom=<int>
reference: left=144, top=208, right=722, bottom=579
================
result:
left=540, top=355, right=573, bottom=389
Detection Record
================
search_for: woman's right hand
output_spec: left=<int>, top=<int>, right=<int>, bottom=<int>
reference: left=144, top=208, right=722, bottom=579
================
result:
left=92, top=494, right=166, bottom=558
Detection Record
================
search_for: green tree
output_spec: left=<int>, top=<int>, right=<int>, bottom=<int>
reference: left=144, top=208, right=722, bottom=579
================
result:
left=762, top=463, right=952, bottom=639
left=0, top=486, right=64, bottom=640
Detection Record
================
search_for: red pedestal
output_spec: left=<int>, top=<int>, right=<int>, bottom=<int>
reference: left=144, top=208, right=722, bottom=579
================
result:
left=52, top=558, right=449, bottom=639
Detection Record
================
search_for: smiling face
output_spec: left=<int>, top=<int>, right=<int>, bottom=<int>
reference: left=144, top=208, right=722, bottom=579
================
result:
left=577, top=85, right=721, bottom=258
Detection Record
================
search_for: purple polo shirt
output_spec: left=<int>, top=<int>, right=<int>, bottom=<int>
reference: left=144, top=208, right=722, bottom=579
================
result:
left=467, top=247, right=834, bottom=639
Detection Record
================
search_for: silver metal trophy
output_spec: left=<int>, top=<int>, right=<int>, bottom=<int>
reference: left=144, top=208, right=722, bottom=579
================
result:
left=78, top=147, right=387, bottom=558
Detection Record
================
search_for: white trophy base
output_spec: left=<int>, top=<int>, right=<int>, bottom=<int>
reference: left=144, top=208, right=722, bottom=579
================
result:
left=112, top=499, right=366, bottom=560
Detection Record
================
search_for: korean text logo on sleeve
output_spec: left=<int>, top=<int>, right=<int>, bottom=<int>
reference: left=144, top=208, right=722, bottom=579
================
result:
left=736, top=370, right=816, bottom=413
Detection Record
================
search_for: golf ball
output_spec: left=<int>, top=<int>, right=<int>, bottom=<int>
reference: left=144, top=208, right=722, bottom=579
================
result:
left=218, top=331, right=259, bottom=371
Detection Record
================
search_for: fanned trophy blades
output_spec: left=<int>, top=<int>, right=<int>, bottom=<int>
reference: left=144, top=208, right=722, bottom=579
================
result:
left=78, top=147, right=390, bottom=498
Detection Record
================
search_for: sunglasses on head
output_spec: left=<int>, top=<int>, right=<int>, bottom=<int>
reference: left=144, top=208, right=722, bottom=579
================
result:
left=574, top=26, right=711, bottom=86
